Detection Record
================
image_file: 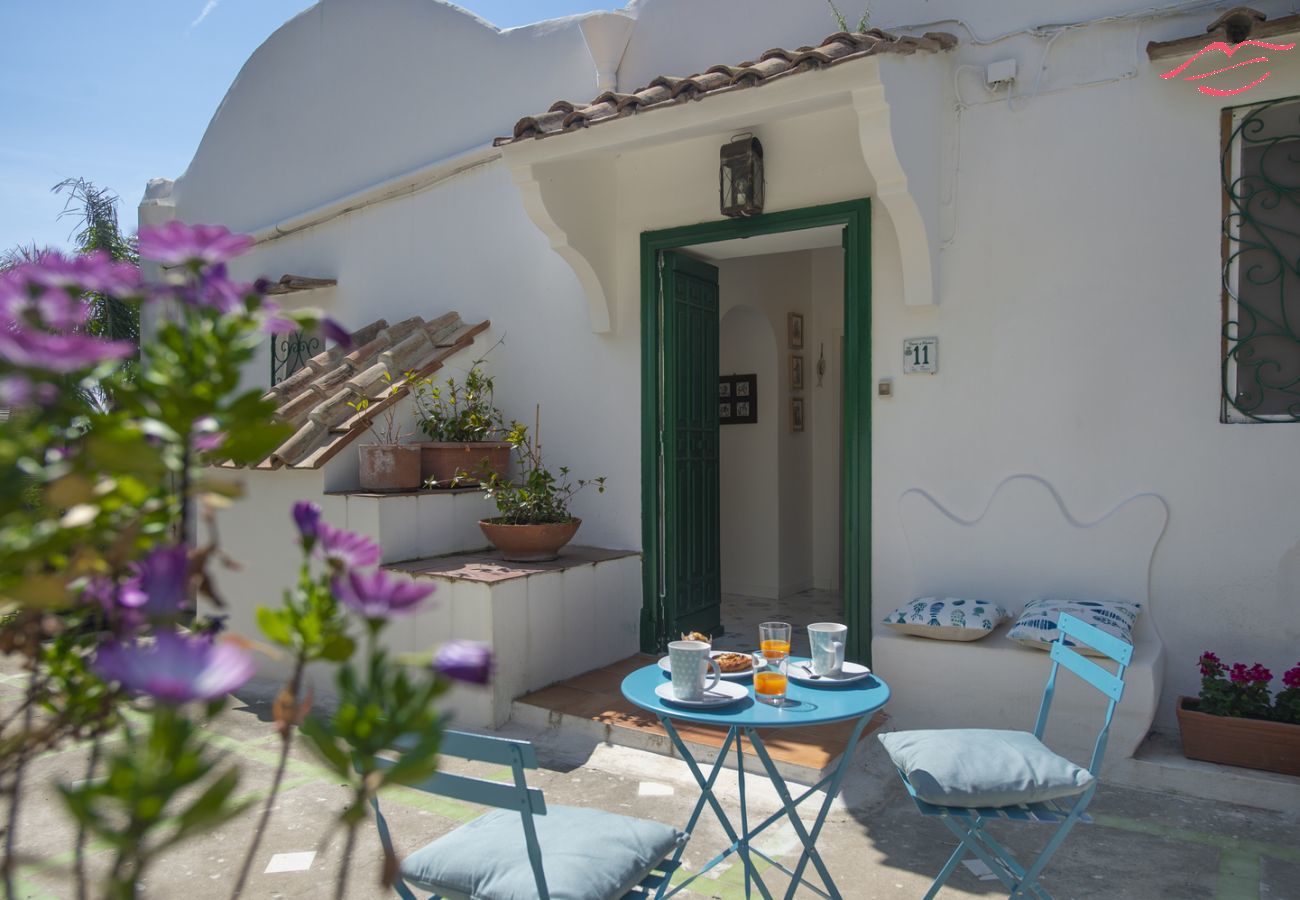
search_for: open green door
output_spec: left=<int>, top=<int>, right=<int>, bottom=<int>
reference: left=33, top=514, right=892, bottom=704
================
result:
left=658, top=251, right=721, bottom=640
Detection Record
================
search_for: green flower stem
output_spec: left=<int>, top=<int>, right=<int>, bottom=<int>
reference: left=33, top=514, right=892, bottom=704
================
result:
left=73, top=735, right=102, bottom=900
left=227, top=653, right=307, bottom=900
left=2, top=671, right=38, bottom=900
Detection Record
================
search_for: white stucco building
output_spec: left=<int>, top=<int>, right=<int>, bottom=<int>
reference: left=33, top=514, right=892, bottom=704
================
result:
left=148, top=0, right=1300, bottom=799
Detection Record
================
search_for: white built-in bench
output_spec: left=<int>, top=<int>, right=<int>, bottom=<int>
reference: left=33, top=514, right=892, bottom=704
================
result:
left=872, top=475, right=1168, bottom=772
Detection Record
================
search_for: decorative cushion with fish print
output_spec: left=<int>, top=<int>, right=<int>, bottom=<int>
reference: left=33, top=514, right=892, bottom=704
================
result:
left=881, top=597, right=1010, bottom=642
left=1007, top=598, right=1141, bottom=657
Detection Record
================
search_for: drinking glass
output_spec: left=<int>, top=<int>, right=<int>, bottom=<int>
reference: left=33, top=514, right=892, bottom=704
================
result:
left=759, top=622, right=792, bottom=661
left=752, top=653, right=789, bottom=706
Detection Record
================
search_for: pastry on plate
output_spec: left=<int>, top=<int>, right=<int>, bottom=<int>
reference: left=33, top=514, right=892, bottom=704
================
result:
left=681, top=631, right=711, bottom=643
left=713, top=652, right=753, bottom=674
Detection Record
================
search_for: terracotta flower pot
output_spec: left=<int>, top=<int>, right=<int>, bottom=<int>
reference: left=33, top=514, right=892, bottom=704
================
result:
left=358, top=444, right=422, bottom=492
left=1176, top=696, right=1300, bottom=776
left=420, top=442, right=512, bottom=487
left=478, top=518, right=581, bottom=562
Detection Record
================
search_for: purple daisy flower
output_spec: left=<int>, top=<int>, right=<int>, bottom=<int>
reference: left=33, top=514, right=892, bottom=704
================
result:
left=94, top=630, right=255, bottom=704
left=433, top=641, right=493, bottom=685
left=317, top=523, right=381, bottom=569
left=122, top=545, right=191, bottom=619
left=137, top=221, right=255, bottom=267
left=332, top=569, right=434, bottom=619
left=0, top=327, right=135, bottom=373
left=292, top=501, right=322, bottom=547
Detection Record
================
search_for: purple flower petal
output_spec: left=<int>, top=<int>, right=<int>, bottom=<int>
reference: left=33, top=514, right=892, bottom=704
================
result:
left=0, top=327, right=134, bottom=373
left=322, top=318, right=353, bottom=350
left=332, top=569, right=434, bottom=619
left=317, top=523, right=381, bottom=570
left=125, top=545, right=190, bottom=619
left=292, top=501, right=322, bottom=545
left=433, top=640, right=493, bottom=685
left=94, top=630, right=255, bottom=704
left=138, top=222, right=255, bottom=267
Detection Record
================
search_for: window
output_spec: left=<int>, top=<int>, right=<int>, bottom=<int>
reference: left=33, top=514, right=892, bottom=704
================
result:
left=1221, top=96, right=1300, bottom=422
left=270, top=328, right=322, bottom=386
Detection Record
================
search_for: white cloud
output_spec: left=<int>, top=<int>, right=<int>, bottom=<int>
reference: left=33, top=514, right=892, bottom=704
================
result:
left=190, top=0, right=220, bottom=29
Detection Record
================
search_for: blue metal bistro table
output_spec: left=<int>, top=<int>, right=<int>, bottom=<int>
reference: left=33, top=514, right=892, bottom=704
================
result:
left=621, top=659, right=890, bottom=899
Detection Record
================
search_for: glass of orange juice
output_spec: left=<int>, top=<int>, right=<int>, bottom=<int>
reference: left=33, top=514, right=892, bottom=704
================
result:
left=753, top=654, right=789, bottom=705
left=759, top=622, right=791, bottom=660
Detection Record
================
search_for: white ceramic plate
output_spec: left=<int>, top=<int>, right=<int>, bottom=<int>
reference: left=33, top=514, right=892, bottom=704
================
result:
left=658, top=652, right=765, bottom=681
left=654, top=680, right=750, bottom=708
left=787, top=660, right=873, bottom=686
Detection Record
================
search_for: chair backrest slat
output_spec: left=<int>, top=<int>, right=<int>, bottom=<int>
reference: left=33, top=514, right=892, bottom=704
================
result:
left=394, top=730, right=540, bottom=769
left=1057, top=614, right=1133, bottom=665
left=1048, top=641, right=1124, bottom=702
left=373, top=758, right=548, bottom=816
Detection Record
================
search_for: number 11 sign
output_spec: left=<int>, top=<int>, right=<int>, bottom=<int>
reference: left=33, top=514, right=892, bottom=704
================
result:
left=903, top=337, right=938, bottom=374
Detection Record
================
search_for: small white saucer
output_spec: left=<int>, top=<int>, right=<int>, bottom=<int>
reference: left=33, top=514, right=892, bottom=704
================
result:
left=658, top=652, right=765, bottom=681
left=654, top=680, right=750, bottom=708
left=787, top=660, right=872, bottom=686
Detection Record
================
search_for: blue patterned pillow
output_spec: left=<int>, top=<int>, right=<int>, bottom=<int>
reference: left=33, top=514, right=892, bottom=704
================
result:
left=881, top=597, right=1010, bottom=642
left=1008, top=598, right=1140, bottom=656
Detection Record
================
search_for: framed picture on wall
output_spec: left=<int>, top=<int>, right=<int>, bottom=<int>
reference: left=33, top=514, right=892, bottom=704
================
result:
left=719, top=375, right=757, bottom=424
left=791, top=396, right=804, bottom=432
left=788, top=313, right=804, bottom=349
left=790, top=354, right=804, bottom=391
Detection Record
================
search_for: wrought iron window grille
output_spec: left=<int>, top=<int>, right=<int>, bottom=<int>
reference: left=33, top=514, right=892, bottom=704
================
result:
left=271, top=329, right=322, bottom=386
left=1221, top=95, right=1300, bottom=422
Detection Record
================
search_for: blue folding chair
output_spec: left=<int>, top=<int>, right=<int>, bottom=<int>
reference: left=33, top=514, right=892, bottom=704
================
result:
left=371, top=730, right=685, bottom=899
left=881, top=613, right=1132, bottom=899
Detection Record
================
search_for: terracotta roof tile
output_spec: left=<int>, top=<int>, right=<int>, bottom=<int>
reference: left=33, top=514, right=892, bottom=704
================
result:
left=222, top=313, right=489, bottom=470
left=495, top=29, right=957, bottom=146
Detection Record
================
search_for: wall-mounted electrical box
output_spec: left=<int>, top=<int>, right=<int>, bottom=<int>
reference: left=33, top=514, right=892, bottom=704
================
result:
left=987, top=58, right=1017, bottom=87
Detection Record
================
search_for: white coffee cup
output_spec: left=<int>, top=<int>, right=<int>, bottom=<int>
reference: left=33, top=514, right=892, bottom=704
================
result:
left=668, top=640, right=722, bottom=701
left=808, top=623, right=847, bottom=676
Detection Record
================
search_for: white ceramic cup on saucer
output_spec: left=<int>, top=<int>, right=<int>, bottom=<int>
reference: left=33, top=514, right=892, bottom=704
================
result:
left=668, top=640, right=722, bottom=701
left=808, top=623, right=847, bottom=676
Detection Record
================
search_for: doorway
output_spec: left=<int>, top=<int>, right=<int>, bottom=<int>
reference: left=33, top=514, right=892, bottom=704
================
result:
left=639, top=199, right=873, bottom=663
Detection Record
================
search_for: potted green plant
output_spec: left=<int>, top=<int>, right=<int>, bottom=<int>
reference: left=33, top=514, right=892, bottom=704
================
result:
left=1177, top=651, right=1300, bottom=776
left=476, top=408, right=606, bottom=562
left=350, top=369, right=421, bottom=492
left=413, top=361, right=512, bottom=488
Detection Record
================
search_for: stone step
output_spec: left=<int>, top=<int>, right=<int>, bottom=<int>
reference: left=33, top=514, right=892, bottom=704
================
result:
left=1109, top=729, right=1300, bottom=814
left=327, top=486, right=496, bottom=564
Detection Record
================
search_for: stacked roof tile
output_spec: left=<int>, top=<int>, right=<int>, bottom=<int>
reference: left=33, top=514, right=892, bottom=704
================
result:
left=495, top=29, right=957, bottom=146
left=227, top=313, right=489, bottom=470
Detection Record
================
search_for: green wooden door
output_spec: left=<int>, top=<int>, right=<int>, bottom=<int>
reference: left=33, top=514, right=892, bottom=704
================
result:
left=660, top=251, right=722, bottom=638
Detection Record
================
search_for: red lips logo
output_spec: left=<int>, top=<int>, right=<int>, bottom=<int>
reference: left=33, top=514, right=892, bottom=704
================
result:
left=1160, top=39, right=1296, bottom=96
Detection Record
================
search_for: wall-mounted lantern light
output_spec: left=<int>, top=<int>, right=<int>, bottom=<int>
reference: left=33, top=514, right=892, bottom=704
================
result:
left=719, top=133, right=764, bottom=218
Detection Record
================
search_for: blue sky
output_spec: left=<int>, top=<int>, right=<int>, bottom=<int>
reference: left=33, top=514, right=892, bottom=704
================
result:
left=0, top=1, right=613, bottom=253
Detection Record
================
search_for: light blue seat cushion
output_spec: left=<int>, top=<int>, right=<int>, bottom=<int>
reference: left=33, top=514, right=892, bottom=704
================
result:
left=878, top=729, right=1095, bottom=808
left=399, top=804, right=686, bottom=900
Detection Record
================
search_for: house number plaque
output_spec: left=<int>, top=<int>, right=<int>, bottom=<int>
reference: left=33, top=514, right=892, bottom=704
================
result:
left=903, top=337, right=938, bottom=374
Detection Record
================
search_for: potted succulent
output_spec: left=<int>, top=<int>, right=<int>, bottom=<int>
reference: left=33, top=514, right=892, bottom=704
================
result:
left=413, top=361, right=512, bottom=488
left=1176, top=651, right=1300, bottom=776
left=350, top=369, right=421, bottom=492
left=476, top=408, right=606, bottom=562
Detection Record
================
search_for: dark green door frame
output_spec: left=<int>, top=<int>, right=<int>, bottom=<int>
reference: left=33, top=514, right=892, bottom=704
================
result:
left=639, top=198, right=873, bottom=663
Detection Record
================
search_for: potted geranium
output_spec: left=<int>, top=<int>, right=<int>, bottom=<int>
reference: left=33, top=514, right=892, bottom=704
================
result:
left=413, top=361, right=512, bottom=488
left=476, top=408, right=605, bottom=561
left=1177, top=651, right=1300, bottom=776
left=350, top=369, right=422, bottom=492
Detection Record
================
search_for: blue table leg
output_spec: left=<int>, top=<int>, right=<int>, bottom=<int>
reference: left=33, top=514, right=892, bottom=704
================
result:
left=745, top=712, right=873, bottom=900
left=655, top=718, right=773, bottom=900
left=736, top=729, right=752, bottom=898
